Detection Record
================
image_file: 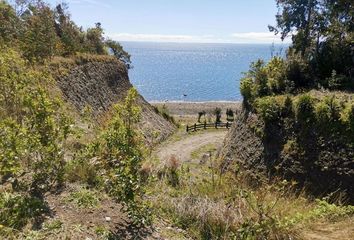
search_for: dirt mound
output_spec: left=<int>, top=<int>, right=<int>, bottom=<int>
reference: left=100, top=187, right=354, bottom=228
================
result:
left=54, top=57, right=176, bottom=143
left=218, top=110, right=354, bottom=202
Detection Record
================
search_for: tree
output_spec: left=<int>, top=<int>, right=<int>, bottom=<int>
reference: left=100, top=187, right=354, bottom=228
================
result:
left=85, top=22, right=105, bottom=54
left=269, top=0, right=354, bottom=82
left=105, top=39, right=132, bottom=69
left=213, top=108, right=222, bottom=123
left=54, top=3, right=83, bottom=56
left=0, top=1, right=20, bottom=44
left=197, top=111, right=206, bottom=123
left=20, top=2, right=59, bottom=61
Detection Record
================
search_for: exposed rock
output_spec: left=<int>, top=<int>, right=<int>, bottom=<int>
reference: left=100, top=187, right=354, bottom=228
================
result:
left=54, top=57, right=176, bottom=143
left=218, top=110, right=354, bottom=202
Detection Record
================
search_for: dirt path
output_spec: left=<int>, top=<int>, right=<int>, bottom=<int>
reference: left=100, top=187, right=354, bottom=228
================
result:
left=155, top=130, right=228, bottom=164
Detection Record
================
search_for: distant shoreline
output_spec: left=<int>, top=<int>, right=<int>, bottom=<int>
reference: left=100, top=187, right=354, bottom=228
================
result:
left=149, top=100, right=241, bottom=104
left=151, top=101, right=241, bottom=116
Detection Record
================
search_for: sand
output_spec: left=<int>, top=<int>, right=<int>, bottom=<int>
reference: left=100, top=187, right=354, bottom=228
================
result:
left=151, top=101, right=241, bottom=117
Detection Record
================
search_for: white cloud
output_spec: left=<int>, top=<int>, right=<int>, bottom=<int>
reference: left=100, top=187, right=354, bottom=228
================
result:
left=106, top=32, right=291, bottom=44
left=68, top=0, right=110, bottom=8
left=106, top=33, right=221, bottom=43
left=231, top=32, right=291, bottom=43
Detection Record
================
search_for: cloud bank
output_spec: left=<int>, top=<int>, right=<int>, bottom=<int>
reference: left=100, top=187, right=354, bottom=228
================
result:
left=106, top=32, right=290, bottom=44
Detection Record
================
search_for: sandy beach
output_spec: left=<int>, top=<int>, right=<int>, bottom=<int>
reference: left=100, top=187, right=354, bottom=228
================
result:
left=151, top=101, right=241, bottom=117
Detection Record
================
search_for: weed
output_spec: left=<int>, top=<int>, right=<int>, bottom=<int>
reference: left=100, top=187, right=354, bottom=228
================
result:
left=66, top=188, right=100, bottom=208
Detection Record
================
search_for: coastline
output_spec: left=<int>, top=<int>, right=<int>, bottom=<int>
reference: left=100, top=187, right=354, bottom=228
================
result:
left=151, top=101, right=241, bottom=117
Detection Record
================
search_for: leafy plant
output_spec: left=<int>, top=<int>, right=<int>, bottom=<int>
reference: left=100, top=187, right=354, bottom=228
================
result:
left=66, top=188, right=100, bottom=208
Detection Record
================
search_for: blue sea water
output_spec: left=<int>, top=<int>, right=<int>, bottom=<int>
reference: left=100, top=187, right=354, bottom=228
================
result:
left=121, top=42, right=288, bottom=102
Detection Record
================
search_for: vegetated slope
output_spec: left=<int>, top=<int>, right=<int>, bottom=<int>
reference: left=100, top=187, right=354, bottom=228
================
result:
left=52, top=56, right=176, bottom=143
left=218, top=91, right=354, bottom=202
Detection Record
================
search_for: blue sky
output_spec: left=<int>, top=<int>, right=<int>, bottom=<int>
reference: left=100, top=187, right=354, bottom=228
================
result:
left=46, top=0, right=290, bottom=43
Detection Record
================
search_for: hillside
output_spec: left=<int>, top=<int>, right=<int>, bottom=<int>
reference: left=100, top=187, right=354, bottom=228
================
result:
left=218, top=90, right=354, bottom=202
left=51, top=55, right=176, bottom=143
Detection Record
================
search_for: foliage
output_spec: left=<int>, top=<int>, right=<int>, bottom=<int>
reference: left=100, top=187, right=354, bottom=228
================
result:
left=255, top=96, right=283, bottom=123
left=1, top=1, right=131, bottom=66
left=85, top=22, right=106, bottom=55
left=0, top=48, right=72, bottom=195
left=66, top=187, right=100, bottom=208
left=294, top=94, right=315, bottom=124
left=99, top=88, right=151, bottom=225
left=0, top=192, right=48, bottom=230
left=226, top=108, right=234, bottom=122
left=20, top=2, right=59, bottom=62
left=213, top=107, right=222, bottom=123
left=197, top=110, right=206, bottom=123
left=106, top=39, right=132, bottom=69
left=269, top=0, right=353, bottom=86
left=153, top=105, right=176, bottom=125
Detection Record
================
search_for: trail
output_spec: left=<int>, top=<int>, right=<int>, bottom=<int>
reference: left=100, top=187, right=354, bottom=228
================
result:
left=155, top=130, right=227, bottom=164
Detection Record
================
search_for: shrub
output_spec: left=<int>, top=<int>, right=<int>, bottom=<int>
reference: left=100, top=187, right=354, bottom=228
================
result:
left=341, top=102, right=354, bottom=138
left=295, top=94, right=315, bottom=124
left=226, top=109, right=235, bottom=122
left=255, top=97, right=283, bottom=123
left=66, top=188, right=100, bottom=208
left=166, top=155, right=180, bottom=187
left=154, top=105, right=176, bottom=125
left=0, top=192, right=48, bottom=230
left=100, top=88, right=151, bottom=225
left=0, top=48, right=72, bottom=195
left=327, top=70, right=351, bottom=90
left=240, top=77, right=255, bottom=108
left=213, top=107, right=222, bottom=123
left=266, top=56, right=286, bottom=93
left=315, top=96, right=342, bottom=129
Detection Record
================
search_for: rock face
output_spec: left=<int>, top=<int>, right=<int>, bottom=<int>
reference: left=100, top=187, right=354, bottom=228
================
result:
left=218, top=110, right=354, bottom=202
left=55, top=58, right=176, bottom=143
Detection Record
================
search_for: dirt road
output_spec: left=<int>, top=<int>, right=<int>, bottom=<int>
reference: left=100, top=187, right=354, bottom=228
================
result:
left=155, top=130, right=227, bottom=164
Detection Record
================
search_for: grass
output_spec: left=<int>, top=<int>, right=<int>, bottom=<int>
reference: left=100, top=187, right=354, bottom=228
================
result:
left=65, top=187, right=100, bottom=209
left=145, top=137, right=354, bottom=240
left=190, top=143, right=217, bottom=160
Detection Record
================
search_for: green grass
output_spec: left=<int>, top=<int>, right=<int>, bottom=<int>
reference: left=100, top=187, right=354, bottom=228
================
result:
left=190, top=143, right=217, bottom=160
left=65, top=187, right=100, bottom=209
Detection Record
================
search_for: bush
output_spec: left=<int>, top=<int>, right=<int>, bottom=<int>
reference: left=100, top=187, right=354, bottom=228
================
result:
left=327, top=70, right=351, bottom=90
left=0, top=48, right=72, bottom=195
left=154, top=105, right=176, bottom=125
left=295, top=94, right=315, bottom=124
left=0, top=192, right=48, bottom=230
left=341, top=102, right=354, bottom=138
left=255, top=97, right=283, bottom=123
left=66, top=188, right=100, bottom=208
left=315, top=96, right=342, bottom=129
left=240, top=77, right=255, bottom=108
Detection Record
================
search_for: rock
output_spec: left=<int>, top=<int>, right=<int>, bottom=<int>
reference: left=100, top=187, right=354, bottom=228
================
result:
left=54, top=58, right=176, bottom=144
left=105, top=217, right=111, bottom=222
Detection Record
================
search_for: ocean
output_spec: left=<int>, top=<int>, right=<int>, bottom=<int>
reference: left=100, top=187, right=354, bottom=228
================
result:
left=121, top=42, right=288, bottom=102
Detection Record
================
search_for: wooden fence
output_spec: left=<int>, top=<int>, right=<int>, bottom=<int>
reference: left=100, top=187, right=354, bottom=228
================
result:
left=186, top=122, right=233, bottom=132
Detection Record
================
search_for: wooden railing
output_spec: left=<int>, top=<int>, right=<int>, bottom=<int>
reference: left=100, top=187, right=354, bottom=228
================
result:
left=186, top=122, right=233, bottom=132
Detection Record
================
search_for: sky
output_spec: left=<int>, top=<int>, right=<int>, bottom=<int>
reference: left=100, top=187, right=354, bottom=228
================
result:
left=46, top=0, right=290, bottom=44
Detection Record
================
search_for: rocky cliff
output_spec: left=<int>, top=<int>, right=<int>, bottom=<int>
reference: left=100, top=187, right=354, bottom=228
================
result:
left=218, top=110, right=354, bottom=202
left=53, top=56, right=176, bottom=143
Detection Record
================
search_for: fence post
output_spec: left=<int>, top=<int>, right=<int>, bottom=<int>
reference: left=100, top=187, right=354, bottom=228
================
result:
left=186, top=125, right=189, bottom=132
left=215, top=122, right=218, bottom=129
left=194, top=123, right=197, bottom=131
left=226, top=122, right=229, bottom=129
left=204, top=121, right=206, bottom=129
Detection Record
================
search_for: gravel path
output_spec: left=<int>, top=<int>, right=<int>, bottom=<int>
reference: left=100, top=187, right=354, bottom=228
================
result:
left=155, top=130, right=228, bottom=164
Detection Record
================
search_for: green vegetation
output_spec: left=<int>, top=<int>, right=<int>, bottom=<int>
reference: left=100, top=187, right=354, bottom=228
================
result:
left=146, top=151, right=354, bottom=239
left=153, top=104, right=177, bottom=125
left=239, top=0, right=354, bottom=202
left=65, top=187, right=100, bottom=208
left=0, top=0, right=131, bottom=68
